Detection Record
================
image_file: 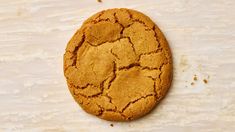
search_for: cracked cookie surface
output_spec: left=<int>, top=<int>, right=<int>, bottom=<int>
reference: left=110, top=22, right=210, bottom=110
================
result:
left=64, top=8, right=173, bottom=121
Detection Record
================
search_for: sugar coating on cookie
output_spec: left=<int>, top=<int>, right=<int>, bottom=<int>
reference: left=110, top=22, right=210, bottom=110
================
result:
left=64, top=8, right=172, bottom=121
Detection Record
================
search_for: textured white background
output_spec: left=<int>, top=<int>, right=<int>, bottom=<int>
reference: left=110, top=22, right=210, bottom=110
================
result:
left=0, top=0, right=234, bottom=131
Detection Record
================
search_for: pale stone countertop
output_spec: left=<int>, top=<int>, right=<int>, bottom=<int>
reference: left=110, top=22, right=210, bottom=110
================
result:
left=0, top=0, right=234, bottom=131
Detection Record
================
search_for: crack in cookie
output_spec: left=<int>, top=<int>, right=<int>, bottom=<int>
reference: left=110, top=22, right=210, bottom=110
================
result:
left=64, top=8, right=172, bottom=121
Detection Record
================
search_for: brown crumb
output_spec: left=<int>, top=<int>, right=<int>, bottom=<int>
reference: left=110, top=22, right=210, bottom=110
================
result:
left=203, top=79, right=208, bottom=84
left=191, top=82, right=194, bottom=85
left=193, top=75, right=197, bottom=81
left=97, top=0, right=102, bottom=2
left=110, top=124, right=114, bottom=127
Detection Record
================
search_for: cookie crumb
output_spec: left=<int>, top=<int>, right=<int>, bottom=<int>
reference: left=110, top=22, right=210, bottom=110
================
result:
left=110, top=124, right=114, bottom=127
left=191, top=82, right=194, bottom=85
left=203, top=79, right=208, bottom=84
left=97, top=0, right=102, bottom=2
left=193, top=75, right=197, bottom=81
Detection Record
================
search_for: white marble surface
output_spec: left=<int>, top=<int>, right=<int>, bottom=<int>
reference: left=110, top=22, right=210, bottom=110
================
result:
left=0, top=0, right=235, bottom=131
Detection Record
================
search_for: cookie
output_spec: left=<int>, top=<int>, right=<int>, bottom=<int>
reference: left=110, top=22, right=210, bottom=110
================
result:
left=64, top=8, right=172, bottom=121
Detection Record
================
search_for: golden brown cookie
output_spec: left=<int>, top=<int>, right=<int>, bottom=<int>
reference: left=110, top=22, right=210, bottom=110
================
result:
left=64, top=8, right=172, bottom=121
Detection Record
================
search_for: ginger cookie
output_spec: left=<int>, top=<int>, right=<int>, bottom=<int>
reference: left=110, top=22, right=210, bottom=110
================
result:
left=64, top=8, right=172, bottom=121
